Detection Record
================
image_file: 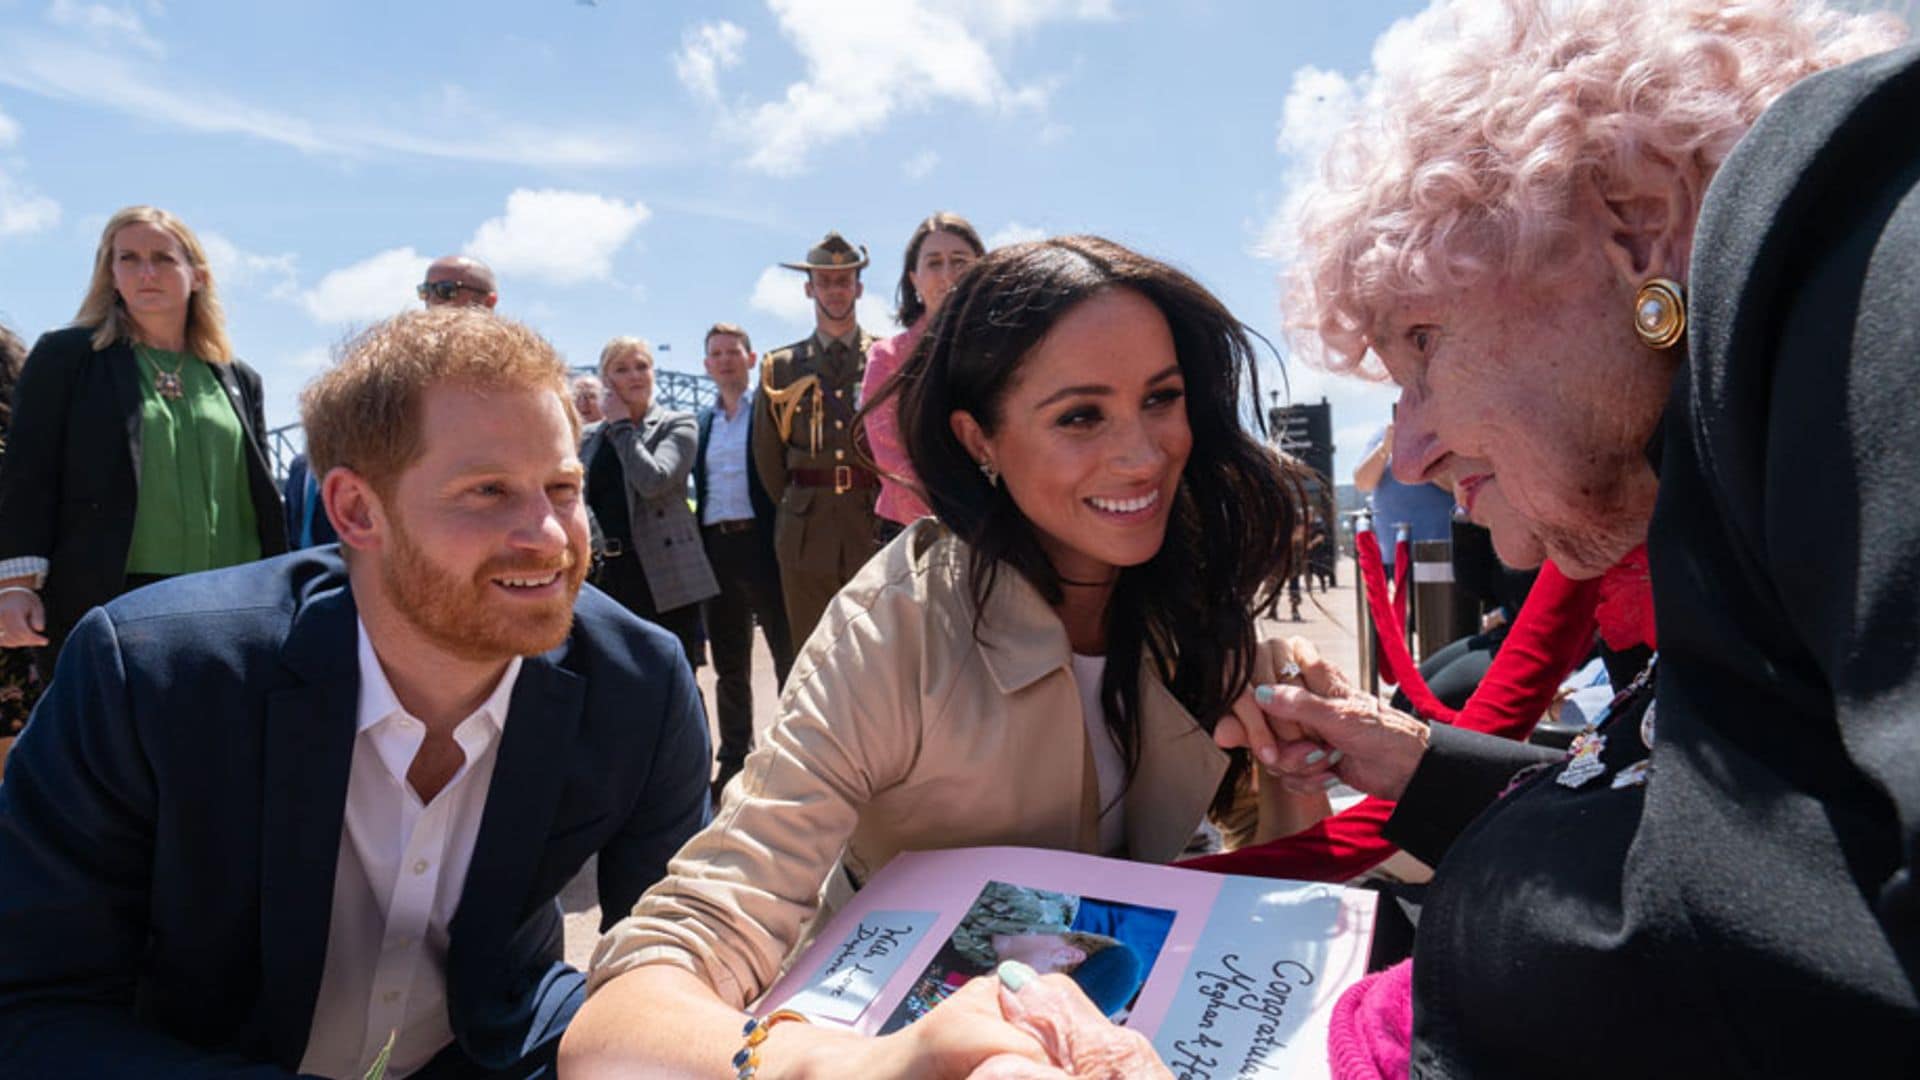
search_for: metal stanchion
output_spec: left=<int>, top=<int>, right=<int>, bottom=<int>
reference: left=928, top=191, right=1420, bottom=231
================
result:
left=1409, top=538, right=1475, bottom=663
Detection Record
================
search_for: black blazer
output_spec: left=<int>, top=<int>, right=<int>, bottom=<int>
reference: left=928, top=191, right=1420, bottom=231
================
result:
left=694, top=395, right=777, bottom=554
left=0, top=325, right=288, bottom=650
left=0, top=548, right=712, bottom=1076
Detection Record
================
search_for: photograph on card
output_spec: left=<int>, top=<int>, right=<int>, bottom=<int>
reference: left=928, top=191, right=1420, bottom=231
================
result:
left=878, top=880, right=1178, bottom=1034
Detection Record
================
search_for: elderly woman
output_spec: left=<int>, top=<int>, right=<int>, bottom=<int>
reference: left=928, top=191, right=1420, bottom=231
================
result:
left=579, top=336, right=717, bottom=668
left=984, top=2, right=1920, bottom=1076
left=559, top=236, right=1322, bottom=1077
left=0, top=206, right=286, bottom=663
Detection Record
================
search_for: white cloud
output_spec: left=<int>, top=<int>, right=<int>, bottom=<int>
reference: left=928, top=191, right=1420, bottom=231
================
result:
left=749, top=265, right=813, bottom=324
left=0, top=171, right=60, bottom=237
left=1256, top=64, right=1362, bottom=262
left=300, top=246, right=428, bottom=325
left=692, top=0, right=1110, bottom=175
left=986, top=221, right=1046, bottom=249
left=857, top=295, right=895, bottom=334
left=465, top=188, right=650, bottom=286
left=200, top=230, right=298, bottom=298
left=1255, top=7, right=1439, bottom=263
left=287, top=345, right=335, bottom=373
left=901, top=148, right=939, bottom=180
left=0, top=35, right=665, bottom=168
left=46, top=0, right=164, bottom=56
left=674, top=20, right=746, bottom=102
left=0, top=105, right=59, bottom=239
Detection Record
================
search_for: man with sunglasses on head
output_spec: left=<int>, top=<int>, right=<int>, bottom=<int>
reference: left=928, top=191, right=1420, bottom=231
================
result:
left=418, top=255, right=498, bottom=310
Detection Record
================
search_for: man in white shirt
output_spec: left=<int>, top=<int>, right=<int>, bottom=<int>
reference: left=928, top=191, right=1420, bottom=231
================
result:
left=693, top=322, right=794, bottom=802
left=0, top=308, right=710, bottom=1078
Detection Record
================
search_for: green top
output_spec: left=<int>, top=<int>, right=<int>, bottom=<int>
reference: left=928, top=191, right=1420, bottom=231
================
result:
left=125, top=346, right=261, bottom=576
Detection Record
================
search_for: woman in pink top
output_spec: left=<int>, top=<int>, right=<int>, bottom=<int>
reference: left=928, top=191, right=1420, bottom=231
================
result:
left=861, top=211, right=985, bottom=540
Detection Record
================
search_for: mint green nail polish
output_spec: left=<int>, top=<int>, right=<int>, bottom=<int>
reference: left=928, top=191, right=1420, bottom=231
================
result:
left=1304, top=749, right=1327, bottom=765
left=1253, top=684, right=1278, bottom=705
left=1327, top=750, right=1345, bottom=766
left=998, top=960, right=1037, bottom=992
left=1322, top=777, right=1342, bottom=791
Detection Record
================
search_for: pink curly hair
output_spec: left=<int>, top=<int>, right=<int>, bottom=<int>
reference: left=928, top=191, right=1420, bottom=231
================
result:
left=1286, top=0, right=1905, bottom=372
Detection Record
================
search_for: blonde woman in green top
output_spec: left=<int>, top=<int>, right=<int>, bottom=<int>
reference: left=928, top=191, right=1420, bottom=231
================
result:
left=0, top=205, right=287, bottom=661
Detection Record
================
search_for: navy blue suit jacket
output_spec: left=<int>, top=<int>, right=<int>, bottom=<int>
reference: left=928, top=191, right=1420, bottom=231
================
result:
left=0, top=548, right=710, bottom=1077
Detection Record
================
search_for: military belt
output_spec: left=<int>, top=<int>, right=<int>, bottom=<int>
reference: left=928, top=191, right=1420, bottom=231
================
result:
left=790, top=466, right=881, bottom=494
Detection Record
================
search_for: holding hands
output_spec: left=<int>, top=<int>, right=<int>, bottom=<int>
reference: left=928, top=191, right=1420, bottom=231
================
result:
left=1213, top=637, right=1432, bottom=802
left=965, top=962, right=1173, bottom=1080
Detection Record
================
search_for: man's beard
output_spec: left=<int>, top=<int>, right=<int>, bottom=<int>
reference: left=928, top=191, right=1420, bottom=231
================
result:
left=816, top=297, right=855, bottom=322
left=380, top=513, right=587, bottom=662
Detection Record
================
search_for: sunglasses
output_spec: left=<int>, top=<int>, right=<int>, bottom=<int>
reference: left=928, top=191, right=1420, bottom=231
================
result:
left=417, top=279, right=489, bottom=302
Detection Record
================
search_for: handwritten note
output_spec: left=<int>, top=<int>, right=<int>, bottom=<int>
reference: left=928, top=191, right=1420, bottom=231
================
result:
left=783, top=910, right=937, bottom=1024
left=1151, top=880, right=1371, bottom=1080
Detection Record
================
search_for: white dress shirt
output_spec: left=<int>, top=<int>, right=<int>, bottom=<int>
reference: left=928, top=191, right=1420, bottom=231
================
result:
left=701, top=389, right=757, bottom=526
left=298, top=623, right=522, bottom=1079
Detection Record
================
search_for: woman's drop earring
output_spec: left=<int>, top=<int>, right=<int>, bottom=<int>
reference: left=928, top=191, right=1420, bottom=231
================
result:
left=1632, top=277, right=1687, bottom=350
left=979, top=459, right=1000, bottom=487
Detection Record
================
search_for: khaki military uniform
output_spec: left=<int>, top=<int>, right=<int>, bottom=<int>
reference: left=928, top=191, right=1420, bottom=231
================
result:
left=751, top=327, right=881, bottom=648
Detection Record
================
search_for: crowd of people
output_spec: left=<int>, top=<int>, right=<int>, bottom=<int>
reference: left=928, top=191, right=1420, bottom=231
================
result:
left=0, top=0, right=1916, bottom=1076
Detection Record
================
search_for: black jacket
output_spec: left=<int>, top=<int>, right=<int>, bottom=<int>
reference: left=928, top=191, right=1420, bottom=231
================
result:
left=0, top=549, right=710, bottom=1075
left=0, top=326, right=288, bottom=651
left=1392, top=45, right=1920, bottom=1077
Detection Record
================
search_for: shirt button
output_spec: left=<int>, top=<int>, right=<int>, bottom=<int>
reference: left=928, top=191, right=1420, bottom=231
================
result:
left=835, top=420, right=845, bottom=430
left=412, top=858, right=430, bottom=875
left=834, top=450, right=845, bottom=460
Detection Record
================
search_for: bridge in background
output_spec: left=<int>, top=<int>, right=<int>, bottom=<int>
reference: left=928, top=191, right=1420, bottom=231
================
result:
left=264, top=367, right=719, bottom=480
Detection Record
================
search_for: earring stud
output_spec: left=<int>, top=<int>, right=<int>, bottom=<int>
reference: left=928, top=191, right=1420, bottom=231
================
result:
left=1632, top=277, right=1686, bottom=350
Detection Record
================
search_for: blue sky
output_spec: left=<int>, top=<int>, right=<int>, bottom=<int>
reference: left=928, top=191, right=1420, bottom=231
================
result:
left=0, top=0, right=1752, bottom=482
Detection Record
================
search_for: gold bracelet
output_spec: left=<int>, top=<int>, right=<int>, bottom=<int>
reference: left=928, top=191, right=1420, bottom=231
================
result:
left=732, top=1008, right=810, bottom=1080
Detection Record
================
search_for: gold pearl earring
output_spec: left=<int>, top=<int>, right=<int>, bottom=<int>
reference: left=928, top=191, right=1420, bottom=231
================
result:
left=1632, top=277, right=1687, bottom=350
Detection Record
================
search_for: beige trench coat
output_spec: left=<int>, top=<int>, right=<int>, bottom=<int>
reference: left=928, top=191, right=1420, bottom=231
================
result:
left=588, top=520, right=1290, bottom=1006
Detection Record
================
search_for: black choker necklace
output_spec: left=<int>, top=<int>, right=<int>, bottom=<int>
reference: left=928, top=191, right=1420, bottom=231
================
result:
left=1058, top=574, right=1116, bottom=587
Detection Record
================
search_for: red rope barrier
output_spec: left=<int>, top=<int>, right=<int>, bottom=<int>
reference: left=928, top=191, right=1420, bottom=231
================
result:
left=1179, top=554, right=1614, bottom=882
left=1355, top=527, right=1458, bottom=725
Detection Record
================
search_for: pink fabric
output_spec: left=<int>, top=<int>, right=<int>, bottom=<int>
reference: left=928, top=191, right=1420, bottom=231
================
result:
left=1327, top=960, right=1413, bottom=1080
left=861, top=322, right=932, bottom=525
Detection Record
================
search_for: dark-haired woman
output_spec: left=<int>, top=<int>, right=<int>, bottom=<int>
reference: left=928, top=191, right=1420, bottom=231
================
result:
left=563, top=236, right=1323, bottom=1077
left=859, top=211, right=985, bottom=542
left=0, top=206, right=286, bottom=667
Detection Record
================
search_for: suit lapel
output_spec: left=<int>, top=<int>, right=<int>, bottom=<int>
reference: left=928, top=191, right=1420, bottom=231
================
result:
left=209, top=363, right=273, bottom=480
left=106, top=341, right=145, bottom=486
left=259, top=579, right=360, bottom=1068
left=448, top=652, right=585, bottom=979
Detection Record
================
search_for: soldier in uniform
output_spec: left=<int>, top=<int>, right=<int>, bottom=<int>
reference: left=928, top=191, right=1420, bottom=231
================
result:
left=751, top=232, right=881, bottom=647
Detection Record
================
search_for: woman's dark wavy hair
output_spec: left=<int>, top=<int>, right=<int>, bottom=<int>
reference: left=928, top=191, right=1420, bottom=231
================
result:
left=866, top=235, right=1304, bottom=812
left=894, top=211, right=986, bottom=328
